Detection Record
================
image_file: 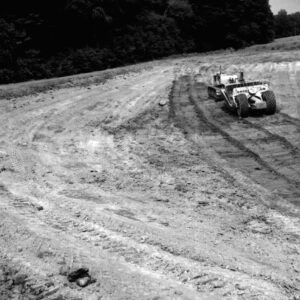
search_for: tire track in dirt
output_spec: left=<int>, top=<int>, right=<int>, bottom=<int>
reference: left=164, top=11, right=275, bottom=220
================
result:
left=242, top=118, right=300, bottom=154
left=170, top=75, right=300, bottom=207
left=196, top=96, right=300, bottom=183
left=244, top=112, right=300, bottom=150
left=195, top=82, right=300, bottom=157
left=2, top=187, right=292, bottom=300
left=168, top=75, right=239, bottom=184
left=1, top=195, right=205, bottom=300
left=1, top=62, right=299, bottom=300
left=192, top=80, right=300, bottom=206
left=0, top=211, right=200, bottom=299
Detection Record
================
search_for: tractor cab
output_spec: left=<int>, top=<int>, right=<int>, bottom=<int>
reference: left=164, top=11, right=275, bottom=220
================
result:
left=212, top=72, right=244, bottom=87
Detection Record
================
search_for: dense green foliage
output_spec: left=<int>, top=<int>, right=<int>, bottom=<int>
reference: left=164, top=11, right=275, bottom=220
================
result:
left=0, top=0, right=275, bottom=83
left=274, top=10, right=300, bottom=38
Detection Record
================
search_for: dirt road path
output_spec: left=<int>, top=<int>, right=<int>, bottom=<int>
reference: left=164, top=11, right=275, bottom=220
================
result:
left=0, top=58, right=299, bottom=299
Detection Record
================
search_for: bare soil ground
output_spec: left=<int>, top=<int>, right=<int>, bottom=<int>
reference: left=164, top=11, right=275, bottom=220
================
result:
left=0, top=38, right=300, bottom=299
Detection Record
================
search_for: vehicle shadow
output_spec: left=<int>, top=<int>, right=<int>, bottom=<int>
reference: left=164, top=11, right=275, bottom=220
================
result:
left=220, top=104, right=267, bottom=119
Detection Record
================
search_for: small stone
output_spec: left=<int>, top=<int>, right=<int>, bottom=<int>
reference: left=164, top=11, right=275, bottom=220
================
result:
left=76, top=276, right=91, bottom=288
left=13, top=273, right=27, bottom=285
left=227, top=266, right=237, bottom=271
left=175, top=290, right=183, bottom=296
left=197, top=201, right=209, bottom=207
left=154, top=197, right=169, bottom=203
left=212, top=281, right=225, bottom=289
left=17, top=247, right=23, bottom=252
left=140, top=236, right=148, bottom=243
left=36, top=205, right=44, bottom=211
left=159, top=99, right=168, bottom=106
left=67, top=268, right=89, bottom=282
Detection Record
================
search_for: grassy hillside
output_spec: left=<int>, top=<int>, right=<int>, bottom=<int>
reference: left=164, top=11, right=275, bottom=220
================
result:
left=246, top=35, right=300, bottom=51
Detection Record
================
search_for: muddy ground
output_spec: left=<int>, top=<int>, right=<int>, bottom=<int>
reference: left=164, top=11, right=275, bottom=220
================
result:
left=0, top=39, right=300, bottom=299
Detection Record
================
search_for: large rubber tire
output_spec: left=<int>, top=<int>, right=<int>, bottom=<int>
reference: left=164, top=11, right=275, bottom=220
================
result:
left=262, top=91, right=276, bottom=115
left=207, top=87, right=215, bottom=99
left=215, top=93, right=224, bottom=102
left=236, top=94, right=249, bottom=118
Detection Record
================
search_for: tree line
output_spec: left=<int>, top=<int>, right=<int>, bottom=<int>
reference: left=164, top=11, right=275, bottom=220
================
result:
left=0, top=0, right=285, bottom=83
left=275, top=10, right=300, bottom=38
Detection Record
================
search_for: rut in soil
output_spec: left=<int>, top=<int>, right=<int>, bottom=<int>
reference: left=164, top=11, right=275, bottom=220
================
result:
left=169, top=75, right=300, bottom=207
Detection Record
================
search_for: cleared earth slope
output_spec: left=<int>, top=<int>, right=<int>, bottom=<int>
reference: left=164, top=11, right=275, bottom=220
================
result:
left=0, top=38, right=300, bottom=299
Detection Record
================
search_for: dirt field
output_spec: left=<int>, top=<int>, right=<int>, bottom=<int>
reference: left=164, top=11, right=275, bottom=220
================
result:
left=0, top=37, right=300, bottom=299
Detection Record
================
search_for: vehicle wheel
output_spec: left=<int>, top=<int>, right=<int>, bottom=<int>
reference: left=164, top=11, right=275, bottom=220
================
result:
left=236, top=94, right=249, bottom=118
left=207, top=87, right=212, bottom=98
left=215, top=92, right=224, bottom=102
left=207, top=87, right=215, bottom=99
left=262, top=91, right=276, bottom=115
